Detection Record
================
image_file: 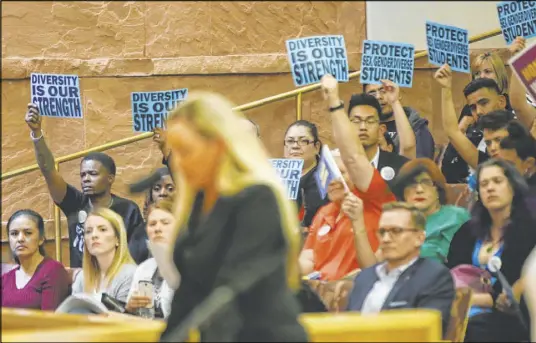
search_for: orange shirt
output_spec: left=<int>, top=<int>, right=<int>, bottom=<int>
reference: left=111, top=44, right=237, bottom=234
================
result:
left=303, top=170, right=395, bottom=281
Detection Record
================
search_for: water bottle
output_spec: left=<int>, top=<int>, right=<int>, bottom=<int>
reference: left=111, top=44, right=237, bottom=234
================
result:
left=136, top=280, right=155, bottom=319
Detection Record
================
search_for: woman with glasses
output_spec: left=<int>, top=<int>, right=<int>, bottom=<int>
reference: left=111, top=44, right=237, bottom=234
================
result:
left=283, top=120, right=328, bottom=231
left=446, top=159, right=536, bottom=342
left=347, top=158, right=470, bottom=268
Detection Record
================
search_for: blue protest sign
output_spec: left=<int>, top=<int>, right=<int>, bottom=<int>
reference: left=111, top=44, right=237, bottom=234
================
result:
left=360, top=40, right=415, bottom=88
left=285, top=35, right=349, bottom=87
left=30, top=73, right=83, bottom=118
left=315, top=146, right=345, bottom=199
left=425, top=21, right=470, bottom=73
left=131, top=89, right=188, bottom=132
left=497, top=1, right=536, bottom=45
left=269, top=159, right=304, bottom=200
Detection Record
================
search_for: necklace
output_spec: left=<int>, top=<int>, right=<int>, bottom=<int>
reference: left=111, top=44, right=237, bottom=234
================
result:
left=485, top=239, right=502, bottom=253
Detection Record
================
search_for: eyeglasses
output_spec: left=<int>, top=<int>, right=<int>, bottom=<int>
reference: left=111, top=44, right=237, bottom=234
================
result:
left=350, top=117, right=379, bottom=126
left=377, top=227, right=420, bottom=238
left=284, top=138, right=315, bottom=147
left=407, top=179, right=435, bottom=189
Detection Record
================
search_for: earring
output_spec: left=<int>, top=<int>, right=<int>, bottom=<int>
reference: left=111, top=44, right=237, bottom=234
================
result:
left=115, top=243, right=119, bottom=247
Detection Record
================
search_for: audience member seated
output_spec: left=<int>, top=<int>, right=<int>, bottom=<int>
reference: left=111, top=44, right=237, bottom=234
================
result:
left=284, top=120, right=329, bottom=230
left=391, top=159, right=470, bottom=263
left=498, top=121, right=536, bottom=196
left=72, top=208, right=136, bottom=304
left=437, top=67, right=509, bottom=183
left=446, top=159, right=536, bottom=342
left=363, top=82, right=434, bottom=159
left=299, top=151, right=395, bottom=281
left=126, top=200, right=177, bottom=319
left=320, top=74, right=409, bottom=190
left=25, top=103, right=144, bottom=268
left=2, top=210, right=70, bottom=311
left=315, top=202, right=455, bottom=338
left=129, top=167, right=176, bottom=264
left=523, top=247, right=536, bottom=342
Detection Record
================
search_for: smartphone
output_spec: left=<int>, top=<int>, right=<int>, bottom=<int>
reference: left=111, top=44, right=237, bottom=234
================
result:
left=137, top=280, right=154, bottom=308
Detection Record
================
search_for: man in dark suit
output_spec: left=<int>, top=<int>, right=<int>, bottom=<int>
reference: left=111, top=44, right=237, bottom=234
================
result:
left=313, top=202, right=455, bottom=337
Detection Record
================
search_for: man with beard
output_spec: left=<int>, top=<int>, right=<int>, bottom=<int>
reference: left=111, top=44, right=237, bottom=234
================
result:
left=435, top=65, right=511, bottom=178
left=364, top=83, right=435, bottom=159
left=25, top=103, right=143, bottom=268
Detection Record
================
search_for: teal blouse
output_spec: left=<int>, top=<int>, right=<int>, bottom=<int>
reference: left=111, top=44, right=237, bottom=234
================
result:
left=421, top=205, right=470, bottom=263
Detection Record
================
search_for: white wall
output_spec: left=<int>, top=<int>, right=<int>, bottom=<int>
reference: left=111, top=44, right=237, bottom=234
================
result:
left=366, top=1, right=506, bottom=50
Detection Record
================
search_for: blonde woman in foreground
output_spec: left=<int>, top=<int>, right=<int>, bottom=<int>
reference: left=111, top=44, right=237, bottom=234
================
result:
left=71, top=207, right=136, bottom=303
left=160, top=91, right=308, bottom=342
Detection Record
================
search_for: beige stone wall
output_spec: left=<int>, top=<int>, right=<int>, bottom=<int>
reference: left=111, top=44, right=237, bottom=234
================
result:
left=1, top=1, right=507, bottom=265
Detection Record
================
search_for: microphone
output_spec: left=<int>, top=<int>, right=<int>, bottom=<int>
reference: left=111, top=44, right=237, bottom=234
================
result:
left=129, top=169, right=166, bottom=194
left=487, top=257, right=529, bottom=332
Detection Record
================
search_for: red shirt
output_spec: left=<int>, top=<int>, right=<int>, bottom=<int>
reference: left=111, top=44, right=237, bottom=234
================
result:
left=1, top=257, right=70, bottom=311
left=303, top=170, right=395, bottom=280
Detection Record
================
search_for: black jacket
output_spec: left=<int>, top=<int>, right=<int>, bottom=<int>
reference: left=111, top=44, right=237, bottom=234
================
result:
left=377, top=150, right=409, bottom=189
left=161, top=185, right=307, bottom=342
left=347, top=257, right=455, bottom=338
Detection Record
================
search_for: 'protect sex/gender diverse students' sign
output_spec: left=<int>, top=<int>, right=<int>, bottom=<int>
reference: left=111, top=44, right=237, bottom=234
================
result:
left=30, top=73, right=83, bottom=118
left=286, top=35, right=349, bottom=87
left=131, top=89, right=188, bottom=132
left=510, top=39, right=536, bottom=105
left=425, top=21, right=470, bottom=74
left=270, top=159, right=304, bottom=200
left=497, top=1, right=536, bottom=45
left=360, top=40, right=415, bottom=88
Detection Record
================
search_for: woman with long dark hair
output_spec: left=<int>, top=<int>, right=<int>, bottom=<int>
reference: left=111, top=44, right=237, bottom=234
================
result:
left=1, top=209, right=70, bottom=310
left=284, top=120, right=328, bottom=231
left=446, top=159, right=536, bottom=342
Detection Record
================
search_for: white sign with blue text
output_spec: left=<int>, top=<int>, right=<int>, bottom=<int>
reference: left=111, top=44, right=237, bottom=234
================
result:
left=30, top=73, right=83, bottom=118
left=270, top=159, right=304, bottom=200
left=315, top=146, right=344, bottom=200
left=360, top=40, right=415, bottom=88
left=285, top=35, right=349, bottom=87
left=131, top=89, right=188, bottom=133
left=425, top=21, right=469, bottom=74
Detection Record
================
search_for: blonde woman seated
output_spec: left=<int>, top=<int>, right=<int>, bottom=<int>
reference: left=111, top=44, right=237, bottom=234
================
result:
left=71, top=208, right=136, bottom=304
left=125, top=199, right=177, bottom=319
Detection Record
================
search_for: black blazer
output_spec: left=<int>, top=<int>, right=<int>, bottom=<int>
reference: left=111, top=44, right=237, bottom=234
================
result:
left=377, top=150, right=410, bottom=188
left=347, top=257, right=455, bottom=337
left=161, top=185, right=307, bottom=342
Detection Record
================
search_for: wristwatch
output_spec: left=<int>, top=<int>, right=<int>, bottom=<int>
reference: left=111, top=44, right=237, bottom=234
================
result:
left=329, top=101, right=345, bottom=112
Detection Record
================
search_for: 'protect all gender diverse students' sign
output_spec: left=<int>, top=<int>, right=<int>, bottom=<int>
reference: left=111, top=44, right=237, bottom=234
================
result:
left=30, top=73, right=83, bottom=118
left=131, top=89, right=188, bottom=132
left=270, top=159, right=304, bottom=200
left=425, top=21, right=470, bottom=73
left=510, top=39, right=536, bottom=104
left=360, top=40, right=415, bottom=88
left=286, top=35, right=349, bottom=87
left=497, top=1, right=536, bottom=45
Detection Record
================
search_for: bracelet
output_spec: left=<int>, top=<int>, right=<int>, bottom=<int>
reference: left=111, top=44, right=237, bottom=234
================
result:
left=329, top=101, right=345, bottom=112
left=30, top=130, right=43, bottom=141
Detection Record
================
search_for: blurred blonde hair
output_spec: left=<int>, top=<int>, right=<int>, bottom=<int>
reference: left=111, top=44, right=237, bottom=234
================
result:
left=82, top=208, right=134, bottom=293
left=471, top=51, right=509, bottom=94
left=166, top=91, right=301, bottom=291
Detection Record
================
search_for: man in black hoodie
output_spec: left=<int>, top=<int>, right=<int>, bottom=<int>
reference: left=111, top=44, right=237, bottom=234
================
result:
left=363, top=83, right=435, bottom=159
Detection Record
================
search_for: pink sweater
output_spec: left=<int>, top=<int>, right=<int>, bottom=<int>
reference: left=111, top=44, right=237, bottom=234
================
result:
left=1, top=257, right=70, bottom=311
